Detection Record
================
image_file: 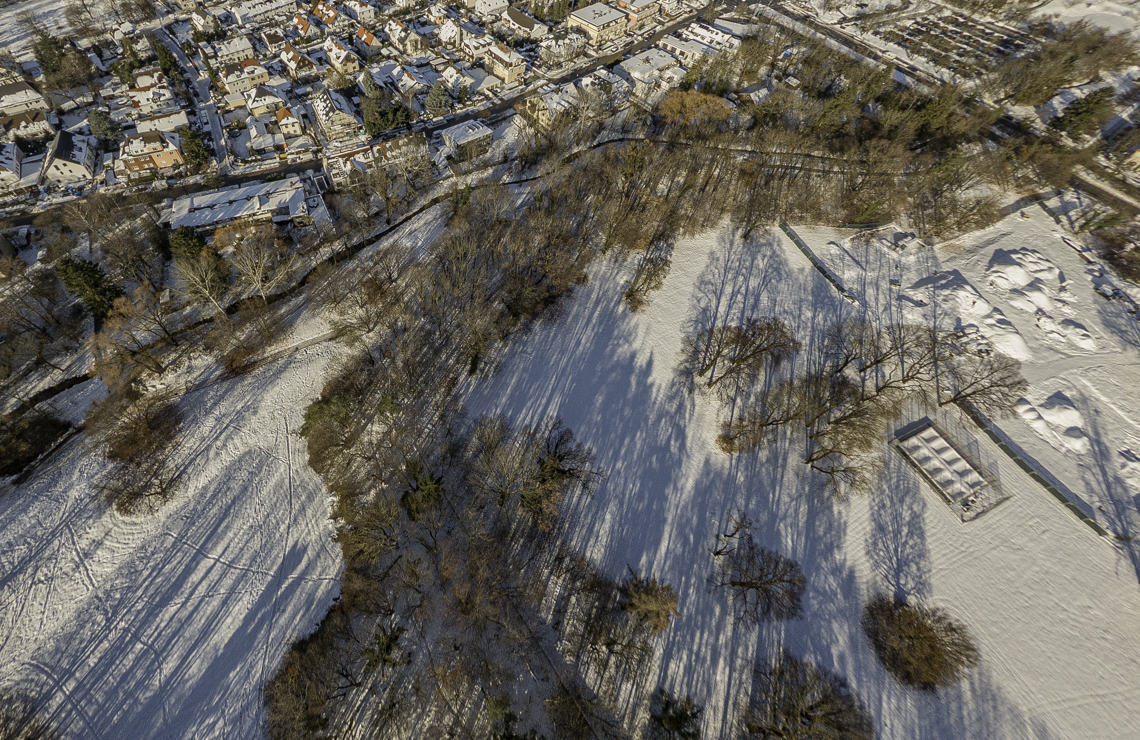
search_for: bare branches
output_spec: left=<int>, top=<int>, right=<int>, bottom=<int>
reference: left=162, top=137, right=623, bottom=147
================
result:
left=710, top=513, right=805, bottom=624
left=679, top=317, right=800, bottom=400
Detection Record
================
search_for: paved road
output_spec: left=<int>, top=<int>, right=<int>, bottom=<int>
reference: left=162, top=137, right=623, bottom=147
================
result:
left=157, top=28, right=228, bottom=165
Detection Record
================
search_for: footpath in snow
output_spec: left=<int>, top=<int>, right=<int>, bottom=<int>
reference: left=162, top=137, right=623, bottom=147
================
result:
left=0, top=340, right=344, bottom=740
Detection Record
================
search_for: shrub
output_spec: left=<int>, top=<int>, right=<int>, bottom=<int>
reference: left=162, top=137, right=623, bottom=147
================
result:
left=739, top=652, right=873, bottom=740
left=862, top=594, right=979, bottom=690
left=0, top=412, right=71, bottom=478
left=620, top=569, right=680, bottom=638
left=0, top=691, right=60, bottom=740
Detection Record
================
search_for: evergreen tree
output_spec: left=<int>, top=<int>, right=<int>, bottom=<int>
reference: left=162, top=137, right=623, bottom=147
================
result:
left=33, top=33, right=67, bottom=76
left=169, top=226, right=206, bottom=262
left=88, top=109, right=123, bottom=143
left=362, top=99, right=410, bottom=136
left=156, top=42, right=180, bottom=78
left=426, top=80, right=450, bottom=117
left=177, top=126, right=213, bottom=172
left=56, top=257, right=123, bottom=323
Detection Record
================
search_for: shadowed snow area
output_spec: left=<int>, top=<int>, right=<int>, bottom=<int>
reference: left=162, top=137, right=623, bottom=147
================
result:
left=0, top=344, right=343, bottom=740
left=463, top=221, right=1140, bottom=740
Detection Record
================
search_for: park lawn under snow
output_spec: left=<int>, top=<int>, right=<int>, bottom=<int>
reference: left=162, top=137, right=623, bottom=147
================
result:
left=462, top=218, right=1140, bottom=740
left=0, top=336, right=345, bottom=740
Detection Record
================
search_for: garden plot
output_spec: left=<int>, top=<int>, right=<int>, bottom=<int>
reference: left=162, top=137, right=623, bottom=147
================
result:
left=895, top=420, right=1006, bottom=521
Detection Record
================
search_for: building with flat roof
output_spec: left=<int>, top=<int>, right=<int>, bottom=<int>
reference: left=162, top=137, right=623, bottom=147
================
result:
left=439, top=120, right=492, bottom=161
left=568, top=3, right=627, bottom=47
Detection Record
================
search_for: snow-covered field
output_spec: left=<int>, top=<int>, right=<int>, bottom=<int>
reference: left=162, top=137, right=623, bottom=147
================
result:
left=462, top=218, right=1140, bottom=739
left=0, top=340, right=344, bottom=740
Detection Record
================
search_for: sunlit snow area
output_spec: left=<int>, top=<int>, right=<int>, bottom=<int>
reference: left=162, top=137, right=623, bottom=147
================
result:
left=462, top=208, right=1140, bottom=739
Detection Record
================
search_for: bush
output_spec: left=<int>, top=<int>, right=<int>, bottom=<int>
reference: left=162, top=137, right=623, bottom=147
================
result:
left=0, top=412, right=71, bottom=478
left=739, top=652, right=873, bottom=740
left=648, top=688, right=702, bottom=740
left=0, top=691, right=60, bottom=740
left=862, top=594, right=979, bottom=690
left=620, top=569, right=680, bottom=638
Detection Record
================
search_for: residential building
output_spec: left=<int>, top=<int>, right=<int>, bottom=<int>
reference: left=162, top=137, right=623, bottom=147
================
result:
left=439, top=119, right=491, bottom=161
left=436, top=18, right=464, bottom=47
left=231, top=0, right=298, bottom=26
left=41, top=130, right=98, bottom=185
left=0, top=143, right=24, bottom=190
left=474, top=0, right=508, bottom=17
left=220, top=59, right=270, bottom=94
left=461, top=33, right=493, bottom=62
left=132, top=67, right=165, bottom=88
left=323, top=141, right=379, bottom=184
left=440, top=64, right=475, bottom=95
left=276, top=107, right=304, bottom=137
left=386, top=19, right=429, bottom=55
left=115, top=130, right=185, bottom=179
left=311, top=86, right=362, bottom=141
left=313, top=1, right=348, bottom=30
left=324, top=38, right=362, bottom=74
left=292, top=13, right=318, bottom=39
left=615, top=48, right=682, bottom=105
left=135, top=109, right=192, bottom=133
left=262, top=29, right=286, bottom=54
left=568, top=3, right=627, bottom=47
left=280, top=43, right=317, bottom=78
left=616, top=0, right=658, bottom=27
left=0, top=81, right=49, bottom=117
left=502, top=7, right=548, bottom=38
left=684, top=22, right=740, bottom=51
left=246, top=85, right=286, bottom=116
left=354, top=26, right=384, bottom=58
left=579, top=68, right=630, bottom=109
left=168, top=175, right=312, bottom=230
left=518, top=83, right=578, bottom=129
left=248, top=117, right=286, bottom=153
left=214, top=36, right=257, bottom=65
left=658, top=34, right=715, bottom=65
left=387, top=63, right=435, bottom=97
left=486, top=42, right=525, bottom=85
left=191, top=7, right=221, bottom=34
left=175, top=0, right=198, bottom=11
left=341, top=0, right=377, bottom=24
left=127, top=80, right=178, bottom=115
left=0, top=110, right=54, bottom=142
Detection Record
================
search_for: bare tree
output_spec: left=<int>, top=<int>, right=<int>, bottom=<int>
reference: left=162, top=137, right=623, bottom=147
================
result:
left=738, top=652, right=873, bottom=740
left=938, top=348, right=1027, bottom=415
left=215, top=221, right=295, bottom=303
left=175, top=248, right=230, bottom=316
left=623, top=243, right=672, bottom=312
left=679, top=317, right=800, bottom=400
left=710, top=512, right=805, bottom=623
left=0, top=691, right=61, bottom=740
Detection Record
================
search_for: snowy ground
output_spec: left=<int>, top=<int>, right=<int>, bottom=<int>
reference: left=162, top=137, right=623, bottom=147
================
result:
left=462, top=219, right=1140, bottom=739
left=0, top=338, right=344, bottom=740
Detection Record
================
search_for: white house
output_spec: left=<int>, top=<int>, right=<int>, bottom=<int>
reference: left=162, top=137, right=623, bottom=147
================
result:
left=684, top=22, right=740, bottom=51
left=354, top=26, right=384, bottom=58
left=0, top=142, right=24, bottom=190
left=276, top=107, right=304, bottom=137
left=191, top=7, right=221, bottom=34
left=262, top=30, right=287, bottom=54
left=135, top=109, right=191, bottom=133
left=474, top=0, right=508, bottom=17
left=341, top=0, right=377, bottom=24
left=42, top=130, right=98, bottom=185
left=0, top=81, right=50, bottom=117
left=214, top=36, right=257, bottom=65
left=502, top=7, right=548, bottom=38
